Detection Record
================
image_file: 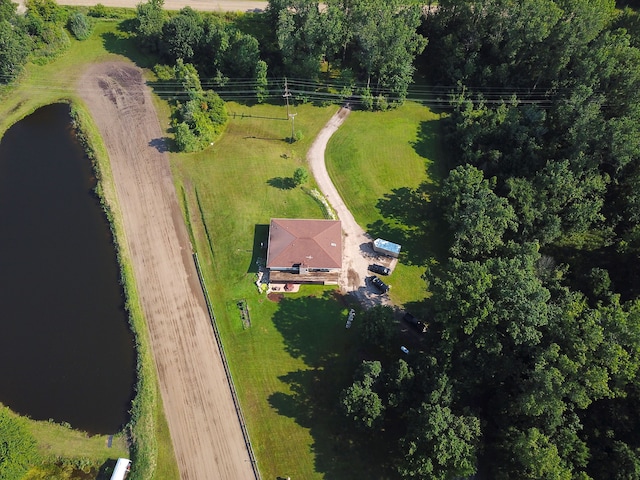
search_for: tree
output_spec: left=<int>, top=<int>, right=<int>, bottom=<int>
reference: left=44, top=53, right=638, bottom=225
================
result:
left=171, top=61, right=228, bottom=152
left=398, top=403, right=480, bottom=480
left=348, top=0, right=427, bottom=102
left=384, top=358, right=415, bottom=409
left=255, top=60, right=268, bottom=103
left=160, top=7, right=203, bottom=61
left=497, top=427, right=573, bottom=480
left=359, top=305, right=396, bottom=349
left=0, top=20, right=29, bottom=83
left=507, top=160, right=606, bottom=244
left=0, top=0, right=17, bottom=21
left=293, top=167, right=308, bottom=186
left=197, top=15, right=229, bottom=77
left=223, top=30, right=260, bottom=77
left=68, top=12, right=92, bottom=40
left=134, top=0, right=165, bottom=53
left=340, top=360, right=385, bottom=430
left=272, top=0, right=325, bottom=78
left=428, top=242, right=550, bottom=395
left=439, top=164, right=517, bottom=258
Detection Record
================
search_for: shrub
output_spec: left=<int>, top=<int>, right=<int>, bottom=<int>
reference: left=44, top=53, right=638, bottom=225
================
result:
left=68, top=12, right=92, bottom=40
left=174, top=121, right=199, bottom=152
left=87, top=3, right=108, bottom=17
left=375, top=94, right=388, bottom=111
left=360, top=87, right=374, bottom=111
left=293, top=167, right=308, bottom=186
left=0, top=407, right=39, bottom=480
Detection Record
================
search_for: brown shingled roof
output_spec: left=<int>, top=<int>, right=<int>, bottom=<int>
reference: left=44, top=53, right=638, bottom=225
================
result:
left=267, top=219, right=342, bottom=269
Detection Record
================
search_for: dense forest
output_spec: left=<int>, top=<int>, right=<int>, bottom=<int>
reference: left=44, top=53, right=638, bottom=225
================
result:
left=4, top=0, right=640, bottom=477
left=340, top=1, right=640, bottom=479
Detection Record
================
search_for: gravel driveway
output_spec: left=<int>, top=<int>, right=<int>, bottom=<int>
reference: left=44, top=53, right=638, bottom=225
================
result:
left=307, top=107, right=393, bottom=307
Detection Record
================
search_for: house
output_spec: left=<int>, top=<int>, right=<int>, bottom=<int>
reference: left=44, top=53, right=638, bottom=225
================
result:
left=266, top=218, right=342, bottom=284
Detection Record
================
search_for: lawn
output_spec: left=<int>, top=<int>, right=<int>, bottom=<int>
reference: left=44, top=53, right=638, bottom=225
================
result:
left=25, top=417, right=128, bottom=465
left=171, top=102, right=366, bottom=479
left=172, top=98, right=445, bottom=478
left=325, top=103, right=447, bottom=305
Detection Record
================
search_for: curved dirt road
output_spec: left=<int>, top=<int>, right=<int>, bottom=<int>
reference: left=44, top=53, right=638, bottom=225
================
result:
left=78, top=62, right=256, bottom=480
left=307, top=107, right=392, bottom=307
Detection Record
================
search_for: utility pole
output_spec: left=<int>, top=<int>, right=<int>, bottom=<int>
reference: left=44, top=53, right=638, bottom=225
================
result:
left=283, top=77, right=291, bottom=118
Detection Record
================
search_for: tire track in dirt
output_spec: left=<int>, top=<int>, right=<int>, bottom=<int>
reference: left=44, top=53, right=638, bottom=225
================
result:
left=78, top=61, right=256, bottom=480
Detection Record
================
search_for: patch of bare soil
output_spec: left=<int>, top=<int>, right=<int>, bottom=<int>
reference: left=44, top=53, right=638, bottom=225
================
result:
left=267, top=292, right=284, bottom=303
left=78, top=62, right=256, bottom=480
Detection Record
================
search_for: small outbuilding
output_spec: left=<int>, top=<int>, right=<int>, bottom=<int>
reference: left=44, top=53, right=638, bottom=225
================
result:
left=372, top=238, right=401, bottom=258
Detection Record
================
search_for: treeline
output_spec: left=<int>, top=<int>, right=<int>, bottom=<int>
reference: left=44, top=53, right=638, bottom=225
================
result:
left=338, top=1, right=640, bottom=479
left=0, top=0, right=97, bottom=85
left=132, top=0, right=427, bottom=109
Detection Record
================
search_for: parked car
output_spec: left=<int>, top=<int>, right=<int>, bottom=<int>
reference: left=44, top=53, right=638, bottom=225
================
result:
left=400, top=346, right=409, bottom=354
left=368, top=263, right=391, bottom=276
left=369, top=275, right=390, bottom=294
left=403, top=312, right=427, bottom=333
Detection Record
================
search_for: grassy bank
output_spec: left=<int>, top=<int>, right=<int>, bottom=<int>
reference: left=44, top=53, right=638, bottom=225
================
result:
left=0, top=19, right=178, bottom=480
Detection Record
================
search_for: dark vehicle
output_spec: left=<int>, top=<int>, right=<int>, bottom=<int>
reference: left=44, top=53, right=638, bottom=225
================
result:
left=369, top=275, right=390, bottom=294
left=403, top=312, right=427, bottom=333
left=368, top=263, right=391, bottom=276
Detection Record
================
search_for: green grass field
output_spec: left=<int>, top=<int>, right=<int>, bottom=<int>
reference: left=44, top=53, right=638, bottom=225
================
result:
left=26, top=417, right=128, bottom=463
left=326, top=103, right=446, bottom=305
left=172, top=99, right=444, bottom=478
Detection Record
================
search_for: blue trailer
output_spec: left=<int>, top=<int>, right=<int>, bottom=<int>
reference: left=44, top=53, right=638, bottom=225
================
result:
left=372, top=238, right=401, bottom=258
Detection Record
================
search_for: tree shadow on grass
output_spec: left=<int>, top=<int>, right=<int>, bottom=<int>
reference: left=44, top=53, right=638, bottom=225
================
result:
left=267, top=177, right=296, bottom=190
left=412, top=118, right=451, bottom=183
left=368, top=182, right=449, bottom=266
left=268, top=292, right=395, bottom=479
left=101, top=31, right=158, bottom=69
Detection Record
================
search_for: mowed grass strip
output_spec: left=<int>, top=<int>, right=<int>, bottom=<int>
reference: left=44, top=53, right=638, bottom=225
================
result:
left=172, top=103, right=391, bottom=478
left=325, top=102, right=445, bottom=305
left=24, top=417, right=128, bottom=463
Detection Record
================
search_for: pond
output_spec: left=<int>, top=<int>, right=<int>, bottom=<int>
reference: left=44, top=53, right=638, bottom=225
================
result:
left=0, top=104, right=136, bottom=434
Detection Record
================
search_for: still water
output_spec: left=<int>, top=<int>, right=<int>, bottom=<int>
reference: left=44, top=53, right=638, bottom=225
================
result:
left=0, top=104, right=135, bottom=433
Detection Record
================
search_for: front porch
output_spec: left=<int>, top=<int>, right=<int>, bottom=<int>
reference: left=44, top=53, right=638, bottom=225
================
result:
left=268, top=269, right=340, bottom=285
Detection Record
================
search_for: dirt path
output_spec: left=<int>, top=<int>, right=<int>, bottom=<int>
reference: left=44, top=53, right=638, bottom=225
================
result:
left=78, top=62, right=256, bottom=480
left=307, top=107, right=393, bottom=307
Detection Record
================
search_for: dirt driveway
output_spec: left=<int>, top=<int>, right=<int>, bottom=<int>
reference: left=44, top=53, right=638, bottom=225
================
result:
left=78, top=62, right=256, bottom=480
